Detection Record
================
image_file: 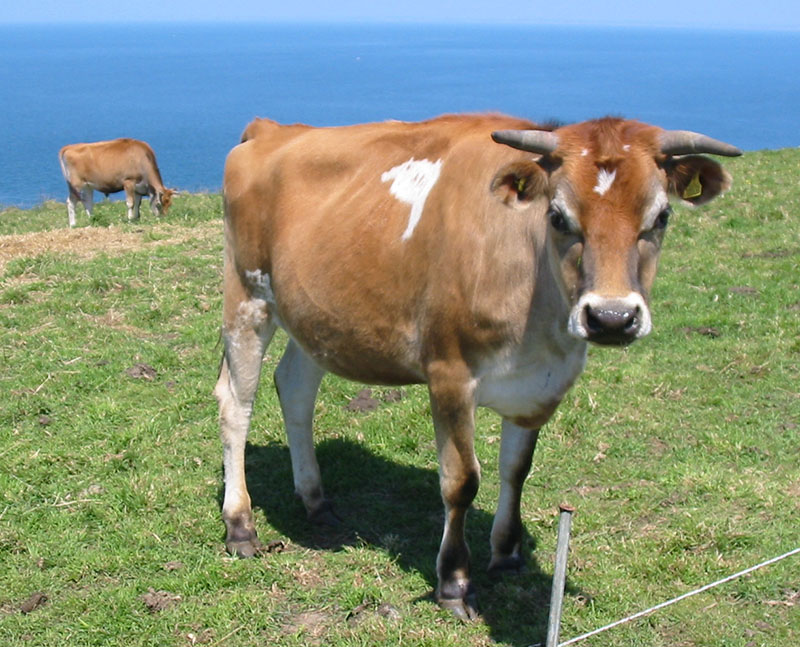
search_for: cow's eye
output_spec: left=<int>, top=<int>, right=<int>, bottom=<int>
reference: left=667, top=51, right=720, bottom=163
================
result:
left=548, top=206, right=571, bottom=234
left=655, top=205, right=672, bottom=229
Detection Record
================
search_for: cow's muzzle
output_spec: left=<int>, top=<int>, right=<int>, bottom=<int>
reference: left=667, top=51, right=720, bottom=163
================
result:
left=568, top=292, right=652, bottom=346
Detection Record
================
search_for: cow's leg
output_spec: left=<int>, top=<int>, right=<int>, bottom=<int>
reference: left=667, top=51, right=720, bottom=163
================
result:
left=66, top=185, right=80, bottom=228
left=489, top=419, right=539, bottom=574
left=213, top=271, right=276, bottom=557
left=428, top=364, right=480, bottom=620
left=274, top=340, right=335, bottom=523
left=149, top=192, right=160, bottom=217
left=124, top=181, right=140, bottom=221
left=80, top=187, right=94, bottom=220
left=132, top=193, right=143, bottom=221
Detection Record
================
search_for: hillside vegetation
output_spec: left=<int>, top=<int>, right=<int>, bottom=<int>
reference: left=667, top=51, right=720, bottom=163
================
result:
left=1, top=151, right=798, bottom=646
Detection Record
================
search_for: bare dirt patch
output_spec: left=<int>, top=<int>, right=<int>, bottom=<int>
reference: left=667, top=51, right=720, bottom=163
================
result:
left=141, top=588, right=182, bottom=613
left=19, top=591, right=48, bottom=614
left=0, top=221, right=220, bottom=274
left=281, top=609, right=333, bottom=645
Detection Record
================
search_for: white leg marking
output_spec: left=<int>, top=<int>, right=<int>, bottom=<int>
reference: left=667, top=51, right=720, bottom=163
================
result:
left=381, top=157, right=442, bottom=241
left=66, top=195, right=78, bottom=227
left=593, top=168, right=617, bottom=196
left=215, top=317, right=276, bottom=532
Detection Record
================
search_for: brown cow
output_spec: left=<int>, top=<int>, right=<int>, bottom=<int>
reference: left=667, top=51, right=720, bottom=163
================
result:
left=214, top=114, right=740, bottom=619
left=59, top=138, right=174, bottom=227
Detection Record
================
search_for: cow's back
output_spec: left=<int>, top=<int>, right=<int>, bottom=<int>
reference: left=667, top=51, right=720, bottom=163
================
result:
left=59, top=139, right=162, bottom=191
left=222, top=114, right=548, bottom=382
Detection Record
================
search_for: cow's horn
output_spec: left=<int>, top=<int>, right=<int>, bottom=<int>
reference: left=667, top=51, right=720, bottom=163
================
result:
left=492, top=130, right=559, bottom=155
left=660, top=130, right=742, bottom=157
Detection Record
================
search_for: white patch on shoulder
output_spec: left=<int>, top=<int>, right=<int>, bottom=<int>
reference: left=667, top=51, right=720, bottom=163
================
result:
left=381, top=157, right=442, bottom=241
left=593, top=168, right=617, bottom=196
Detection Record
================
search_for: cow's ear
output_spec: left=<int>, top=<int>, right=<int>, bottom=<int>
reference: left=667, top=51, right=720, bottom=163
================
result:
left=491, top=161, right=547, bottom=209
left=664, top=155, right=732, bottom=206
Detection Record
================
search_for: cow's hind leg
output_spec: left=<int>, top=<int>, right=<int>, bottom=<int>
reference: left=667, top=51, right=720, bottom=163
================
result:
left=428, top=363, right=481, bottom=620
left=274, top=340, right=335, bottom=524
left=80, top=187, right=94, bottom=221
left=214, top=289, right=276, bottom=557
left=66, top=185, right=81, bottom=228
left=489, top=420, right=539, bottom=574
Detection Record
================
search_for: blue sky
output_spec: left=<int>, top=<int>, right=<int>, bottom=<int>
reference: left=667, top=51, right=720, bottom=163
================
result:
left=2, top=1, right=799, bottom=31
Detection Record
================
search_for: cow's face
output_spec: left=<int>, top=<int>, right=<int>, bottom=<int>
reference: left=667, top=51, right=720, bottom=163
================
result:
left=493, top=118, right=738, bottom=346
left=153, top=188, right=174, bottom=215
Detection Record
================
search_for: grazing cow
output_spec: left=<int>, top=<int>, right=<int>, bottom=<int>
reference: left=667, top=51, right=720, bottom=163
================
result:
left=59, top=138, right=174, bottom=227
left=214, top=114, right=740, bottom=619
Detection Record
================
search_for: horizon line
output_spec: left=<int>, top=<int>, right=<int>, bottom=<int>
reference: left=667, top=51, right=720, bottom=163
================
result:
left=1, top=19, right=800, bottom=33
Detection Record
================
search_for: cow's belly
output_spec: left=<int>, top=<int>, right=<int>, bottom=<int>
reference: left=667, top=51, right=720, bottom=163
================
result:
left=476, top=343, right=587, bottom=428
left=253, top=271, right=426, bottom=385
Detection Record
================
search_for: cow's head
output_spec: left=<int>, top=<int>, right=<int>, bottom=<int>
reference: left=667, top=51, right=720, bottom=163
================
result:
left=492, top=118, right=741, bottom=345
left=153, top=188, right=175, bottom=216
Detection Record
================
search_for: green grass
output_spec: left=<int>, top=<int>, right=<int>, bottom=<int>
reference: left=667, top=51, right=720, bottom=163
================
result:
left=1, top=154, right=798, bottom=646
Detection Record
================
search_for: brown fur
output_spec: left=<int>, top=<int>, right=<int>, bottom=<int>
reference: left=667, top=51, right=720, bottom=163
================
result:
left=214, top=113, right=735, bottom=619
left=59, top=138, right=173, bottom=225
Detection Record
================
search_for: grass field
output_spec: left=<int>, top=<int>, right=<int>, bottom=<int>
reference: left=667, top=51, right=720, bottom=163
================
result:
left=1, top=150, right=798, bottom=647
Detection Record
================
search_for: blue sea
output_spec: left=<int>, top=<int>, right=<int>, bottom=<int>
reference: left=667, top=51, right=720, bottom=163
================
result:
left=2, top=23, right=800, bottom=208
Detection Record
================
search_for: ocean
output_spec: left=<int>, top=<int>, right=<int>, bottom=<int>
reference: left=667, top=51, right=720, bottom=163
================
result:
left=2, top=23, right=799, bottom=208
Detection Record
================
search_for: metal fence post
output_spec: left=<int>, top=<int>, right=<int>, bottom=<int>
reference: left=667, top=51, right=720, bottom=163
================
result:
left=546, top=504, right=575, bottom=647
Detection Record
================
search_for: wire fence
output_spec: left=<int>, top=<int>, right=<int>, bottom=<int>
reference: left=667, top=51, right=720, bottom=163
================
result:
left=530, top=546, right=800, bottom=647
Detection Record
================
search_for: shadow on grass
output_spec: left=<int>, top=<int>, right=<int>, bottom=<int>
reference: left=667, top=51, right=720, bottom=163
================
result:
left=218, top=437, right=584, bottom=646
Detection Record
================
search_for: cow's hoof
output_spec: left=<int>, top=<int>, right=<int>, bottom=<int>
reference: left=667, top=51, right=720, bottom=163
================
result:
left=226, top=537, right=263, bottom=558
left=437, top=592, right=480, bottom=622
left=487, top=554, right=524, bottom=576
left=308, top=499, right=341, bottom=527
left=225, top=526, right=263, bottom=558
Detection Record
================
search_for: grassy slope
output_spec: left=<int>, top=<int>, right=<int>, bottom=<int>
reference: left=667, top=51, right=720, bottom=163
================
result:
left=0, top=152, right=797, bottom=647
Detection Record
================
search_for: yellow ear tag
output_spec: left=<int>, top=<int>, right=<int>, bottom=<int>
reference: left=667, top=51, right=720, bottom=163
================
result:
left=683, top=172, right=703, bottom=200
left=516, top=177, right=527, bottom=194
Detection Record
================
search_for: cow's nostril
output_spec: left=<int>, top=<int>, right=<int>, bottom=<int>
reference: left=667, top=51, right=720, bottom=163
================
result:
left=584, top=303, right=641, bottom=344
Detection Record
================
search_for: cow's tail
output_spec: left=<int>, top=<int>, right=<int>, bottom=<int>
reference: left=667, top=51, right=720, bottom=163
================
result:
left=58, top=150, right=72, bottom=184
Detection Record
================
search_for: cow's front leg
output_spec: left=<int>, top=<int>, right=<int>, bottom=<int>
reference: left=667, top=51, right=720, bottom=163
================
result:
left=428, top=363, right=480, bottom=620
left=132, top=193, right=143, bottom=221
left=123, top=181, right=141, bottom=221
left=489, top=420, right=539, bottom=574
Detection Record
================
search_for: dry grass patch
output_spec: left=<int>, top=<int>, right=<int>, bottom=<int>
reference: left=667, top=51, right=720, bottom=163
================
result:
left=0, top=220, right=221, bottom=274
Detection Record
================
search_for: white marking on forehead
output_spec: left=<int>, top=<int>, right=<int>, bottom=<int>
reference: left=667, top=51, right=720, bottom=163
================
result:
left=581, top=149, right=589, bottom=157
left=381, top=157, right=442, bottom=241
left=623, top=144, right=631, bottom=152
left=593, top=168, right=617, bottom=196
